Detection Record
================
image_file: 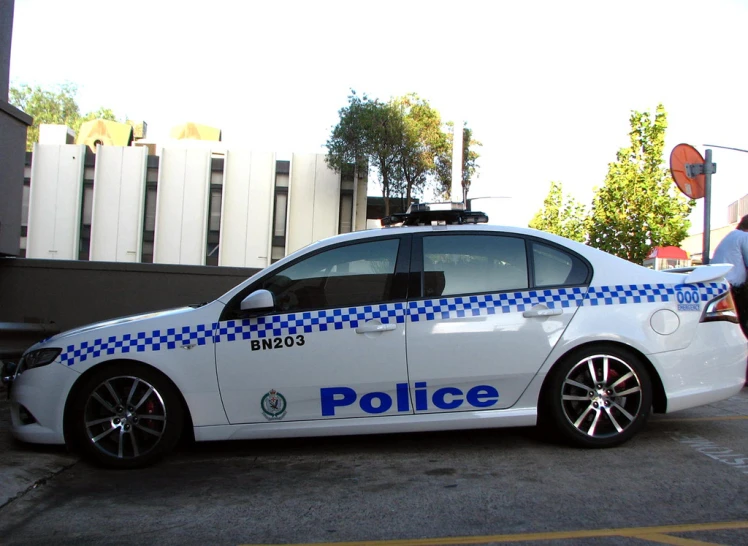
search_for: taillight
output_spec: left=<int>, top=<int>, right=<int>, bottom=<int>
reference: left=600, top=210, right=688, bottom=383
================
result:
left=701, top=291, right=739, bottom=323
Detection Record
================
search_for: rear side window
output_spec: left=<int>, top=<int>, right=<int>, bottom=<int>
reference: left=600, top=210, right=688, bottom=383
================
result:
left=422, top=235, right=528, bottom=297
left=532, top=242, right=589, bottom=287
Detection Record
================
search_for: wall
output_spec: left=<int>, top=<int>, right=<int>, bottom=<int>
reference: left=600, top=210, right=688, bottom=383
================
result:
left=219, top=150, right=275, bottom=268
left=20, top=142, right=360, bottom=266
left=0, top=0, right=31, bottom=257
left=89, top=146, right=147, bottom=262
left=0, top=103, right=30, bottom=256
left=286, top=153, right=341, bottom=254
left=0, top=258, right=260, bottom=333
left=26, top=144, right=86, bottom=260
left=681, top=223, right=738, bottom=264
left=153, top=147, right=212, bottom=265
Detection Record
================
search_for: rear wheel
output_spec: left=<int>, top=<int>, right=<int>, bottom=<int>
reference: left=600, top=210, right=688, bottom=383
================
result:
left=544, top=345, right=652, bottom=448
left=69, top=364, right=183, bottom=468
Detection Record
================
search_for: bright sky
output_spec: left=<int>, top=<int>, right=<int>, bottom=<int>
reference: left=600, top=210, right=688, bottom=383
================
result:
left=9, top=0, right=748, bottom=233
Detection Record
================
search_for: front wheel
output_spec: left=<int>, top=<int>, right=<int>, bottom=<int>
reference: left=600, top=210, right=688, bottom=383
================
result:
left=68, top=364, right=184, bottom=468
left=543, top=345, right=653, bottom=448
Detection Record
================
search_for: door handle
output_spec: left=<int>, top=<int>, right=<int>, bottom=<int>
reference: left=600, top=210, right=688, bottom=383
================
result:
left=355, top=322, right=397, bottom=334
left=522, top=307, right=563, bottom=318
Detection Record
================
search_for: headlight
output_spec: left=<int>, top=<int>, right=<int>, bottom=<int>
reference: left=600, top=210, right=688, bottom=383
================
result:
left=22, top=348, right=62, bottom=371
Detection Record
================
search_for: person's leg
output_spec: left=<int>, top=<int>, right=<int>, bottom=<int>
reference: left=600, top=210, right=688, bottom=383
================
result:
left=734, top=283, right=748, bottom=338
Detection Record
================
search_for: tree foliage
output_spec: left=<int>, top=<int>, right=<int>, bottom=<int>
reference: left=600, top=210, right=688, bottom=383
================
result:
left=588, top=104, right=693, bottom=263
left=433, top=123, right=481, bottom=203
left=326, top=91, right=480, bottom=216
left=529, top=181, right=587, bottom=242
left=9, top=83, right=118, bottom=151
left=392, top=93, right=447, bottom=207
left=326, top=91, right=405, bottom=216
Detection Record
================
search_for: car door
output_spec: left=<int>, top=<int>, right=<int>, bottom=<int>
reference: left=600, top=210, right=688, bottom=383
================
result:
left=215, top=235, right=412, bottom=424
left=405, top=232, right=590, bottom=413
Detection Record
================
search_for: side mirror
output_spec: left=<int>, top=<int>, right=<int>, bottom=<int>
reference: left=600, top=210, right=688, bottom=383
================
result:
left=240, top=289, right=275, bottom=312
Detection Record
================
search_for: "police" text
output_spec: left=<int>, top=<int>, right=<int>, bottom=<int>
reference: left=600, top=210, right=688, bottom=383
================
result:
left=320, top=382, right=499, bottom=416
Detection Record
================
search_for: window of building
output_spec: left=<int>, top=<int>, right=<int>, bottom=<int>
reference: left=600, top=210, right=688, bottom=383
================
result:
left=422, top=234, right=528, bottom=297
left=339, top=191, right=354, bottom=234
left=271, top=164, right=290, bottom=263
left=273, top=192, right=288, bottom=238
left=261, top=238, right=400, bottom=312
left=141, top=156, right=159, bottom=264
left=78, top=151, right=96, bottom=261
left=206, top=186, right=223, bottom=266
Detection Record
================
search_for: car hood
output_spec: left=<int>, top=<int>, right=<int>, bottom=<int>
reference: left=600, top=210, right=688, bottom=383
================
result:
left=29, top=307, right=196, bottom=352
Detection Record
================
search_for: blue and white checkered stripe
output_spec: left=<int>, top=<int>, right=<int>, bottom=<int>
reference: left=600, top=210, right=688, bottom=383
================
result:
left=408, top=287, right=587, bottom=321
left=584, top=281, right=727, bottom=306
left=57, top=282, right=729, bottom=366
left=214, top=302, right=406, bottom=343
left=59, top=324, right=216, bottom=366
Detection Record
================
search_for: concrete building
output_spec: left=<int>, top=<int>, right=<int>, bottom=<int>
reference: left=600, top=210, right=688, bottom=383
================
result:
left=20, top=127, right=367, bottom=268
left=681, top=194, right=748, bottom=264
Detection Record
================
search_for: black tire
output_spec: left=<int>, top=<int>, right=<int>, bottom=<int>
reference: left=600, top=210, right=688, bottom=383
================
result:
left=68, top=363, right=184, bottom=468
left=543, top=345, right=653, bottom=448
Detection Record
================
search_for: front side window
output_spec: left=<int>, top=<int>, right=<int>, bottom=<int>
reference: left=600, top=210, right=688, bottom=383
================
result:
left=422, top=235, right=528, bottom=297
left=261, top=238, right=400, bottom=312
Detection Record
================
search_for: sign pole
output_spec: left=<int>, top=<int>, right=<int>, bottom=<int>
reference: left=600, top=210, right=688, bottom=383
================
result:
left=702, top=149, right=713, bottom=265
left=451, top=120, right=463, bottom=205
left=669, top=143, right=715, bottom=266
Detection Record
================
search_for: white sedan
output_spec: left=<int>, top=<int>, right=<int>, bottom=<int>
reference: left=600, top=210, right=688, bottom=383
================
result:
left=8, top=208, right=747, bottom=468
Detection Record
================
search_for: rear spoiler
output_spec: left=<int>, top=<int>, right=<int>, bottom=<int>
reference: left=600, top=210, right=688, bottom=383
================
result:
left=663, top=263, right=733, bottom=284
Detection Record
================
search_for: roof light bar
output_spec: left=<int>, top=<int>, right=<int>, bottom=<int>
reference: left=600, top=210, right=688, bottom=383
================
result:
left=381, top=202, right=489, bottom=227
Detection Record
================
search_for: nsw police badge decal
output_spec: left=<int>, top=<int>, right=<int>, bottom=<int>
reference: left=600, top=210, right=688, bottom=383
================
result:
left=261, top=389, right=287, bottom=420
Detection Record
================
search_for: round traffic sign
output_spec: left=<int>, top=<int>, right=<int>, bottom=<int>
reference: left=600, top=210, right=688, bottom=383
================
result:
left=670, top=143, right=705, bottom=199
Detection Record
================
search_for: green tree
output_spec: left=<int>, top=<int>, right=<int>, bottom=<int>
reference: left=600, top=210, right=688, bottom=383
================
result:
left=326, top=91, right=406, bottom=217
left=325, top=91, right=370, bottom=192
left=588, top=104, right=693, bottom=263
left=433, top=122, right=481, bottom=203
left=9, top=83, right=117, bottom=151
left=529, top=181, right=588, bottom=242
left=391, top=93, right=447, bottom=207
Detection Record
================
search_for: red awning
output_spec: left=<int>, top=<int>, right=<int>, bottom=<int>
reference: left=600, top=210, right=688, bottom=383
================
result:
left=647, top=246, right=689, bottom=260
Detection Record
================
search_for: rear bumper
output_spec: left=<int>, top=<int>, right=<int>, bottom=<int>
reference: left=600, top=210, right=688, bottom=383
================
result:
left=650, top=322, right=747, bottom=413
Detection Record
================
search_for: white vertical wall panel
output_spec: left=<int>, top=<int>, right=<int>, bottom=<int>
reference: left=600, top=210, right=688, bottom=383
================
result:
left=26, top=144, right=85, bottom=260
left=286, top=154, right=316, bottom=254
left=286, top=154, right=341, bottom=254
left=355, top=175, right=368, bottom=231
left=153, top=148, right=211, bottom=265
left=89, top=146, right=147, bottom=262
left=313, top=155, right=341, bottom=239
left=219, top=150, right=275, bottom=268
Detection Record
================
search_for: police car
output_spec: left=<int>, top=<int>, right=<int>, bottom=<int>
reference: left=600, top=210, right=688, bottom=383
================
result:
left=7, top=204, right=747, bottom=468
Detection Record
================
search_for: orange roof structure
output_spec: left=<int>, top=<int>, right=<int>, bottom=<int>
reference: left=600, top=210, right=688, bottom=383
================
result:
left=647, top=246, right=689, bottom=260
left=76, top=119, right=134, bottom=152
left=170, top=122, right=222, bottom=141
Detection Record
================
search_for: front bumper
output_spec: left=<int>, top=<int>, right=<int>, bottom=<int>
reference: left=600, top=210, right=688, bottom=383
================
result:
left=9, top=361, right=80, bottom=445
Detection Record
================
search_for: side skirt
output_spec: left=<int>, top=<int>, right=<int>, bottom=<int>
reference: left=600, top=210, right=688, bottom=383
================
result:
left=193, top=407, right=537, bottom=442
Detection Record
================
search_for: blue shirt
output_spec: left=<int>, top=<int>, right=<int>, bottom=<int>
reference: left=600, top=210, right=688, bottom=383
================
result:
left=711, top=229, right=748, bottom=286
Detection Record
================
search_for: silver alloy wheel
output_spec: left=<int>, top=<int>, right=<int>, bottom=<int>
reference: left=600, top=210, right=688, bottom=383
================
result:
left=83, top=375, right=167, bottom=459
left=560, top=354, right=643, bottom=438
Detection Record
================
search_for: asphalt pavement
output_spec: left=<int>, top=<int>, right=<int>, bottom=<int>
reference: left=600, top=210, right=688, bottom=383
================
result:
left=0, top=385, right=77, bottom=508
left=1, top=383, right=747, bottom=545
